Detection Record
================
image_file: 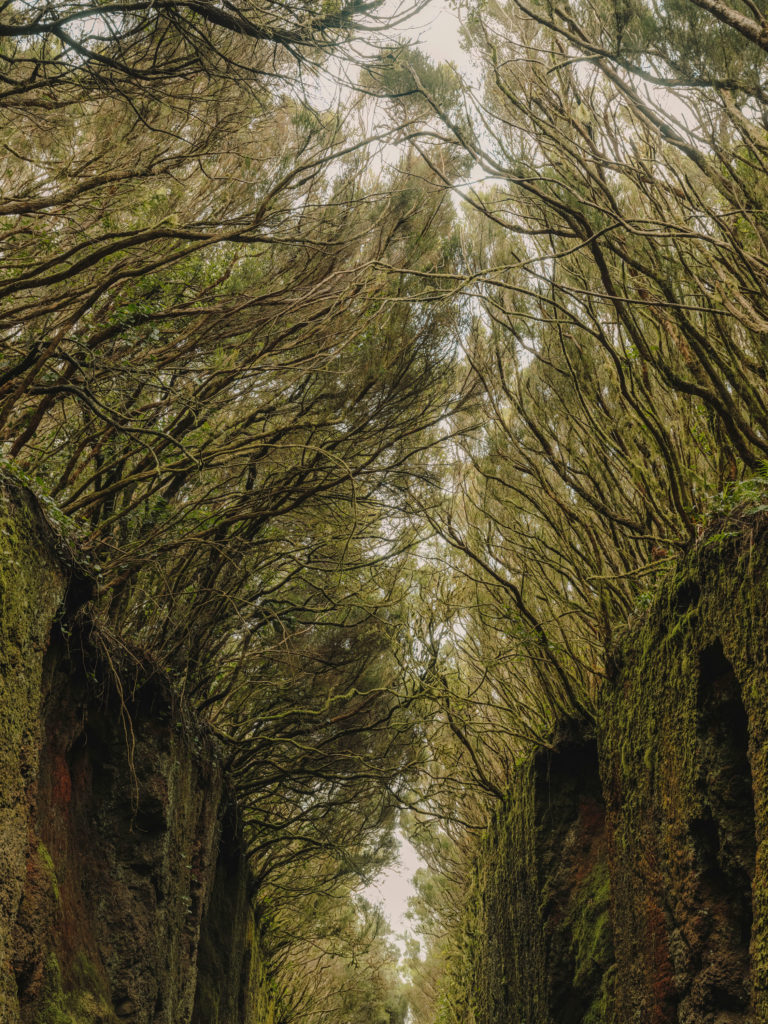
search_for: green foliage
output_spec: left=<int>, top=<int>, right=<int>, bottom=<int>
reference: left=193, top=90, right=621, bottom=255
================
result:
left=397, top=0, right=768, bottom=870
left=37, top=843, right=60, bottom=904
left=0, top=1, right=474, bottom=1019
left=361, top=46, right=464, bottom=120
left=272, top=894, right=408, bottom=1024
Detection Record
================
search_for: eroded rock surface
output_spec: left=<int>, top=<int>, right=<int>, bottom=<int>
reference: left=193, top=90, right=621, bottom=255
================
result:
left=0, top=480, right=273, bottom=1024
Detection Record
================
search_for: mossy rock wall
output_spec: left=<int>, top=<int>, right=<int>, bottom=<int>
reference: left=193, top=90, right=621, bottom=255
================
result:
left=440, top=519, right=768, bottom=1024
left=192, top=807, right=276, bottom=1024
left=439, top=722, right=616, bottom=1024
left=600, top=523, right=768, bottom=1022
left=0, top=481, right=276, bottom=1024
left=0, top=481, right=67, bottom=1023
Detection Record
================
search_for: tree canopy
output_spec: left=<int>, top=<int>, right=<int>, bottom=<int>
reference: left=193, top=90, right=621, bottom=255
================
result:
left=3, top=0, right=768, bottom=1017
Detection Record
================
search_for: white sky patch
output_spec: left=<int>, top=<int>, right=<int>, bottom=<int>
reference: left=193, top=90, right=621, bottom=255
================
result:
left=397, top=1, right=468, bottom=69
left=361, top=832, right=424, bottom=951
left=310, top=0, right=474, bottom=185
left=320, top=0, right=475, bottom=104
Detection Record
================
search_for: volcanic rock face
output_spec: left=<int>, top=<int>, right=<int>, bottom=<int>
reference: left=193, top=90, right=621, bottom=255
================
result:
left=450, top=721, right=614, bottom=1024
left=0, top=480, right=273, bottom=1024
left=0, top=484, right=67, bottom=1023
left=446, top=522, right=768, bottom=1024
left=600, top=534, right=768, bottom=1024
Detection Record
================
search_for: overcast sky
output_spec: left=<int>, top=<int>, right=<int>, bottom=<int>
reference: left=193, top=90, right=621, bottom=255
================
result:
left=399, top=1, right=467, bottom=66
left=361, top=832, right=424, bottom=948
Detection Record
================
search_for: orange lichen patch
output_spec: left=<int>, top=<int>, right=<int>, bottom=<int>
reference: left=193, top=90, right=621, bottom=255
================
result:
left=51, top=752, right=72, bottom=807
left=572, top=797, right=608, bottom=883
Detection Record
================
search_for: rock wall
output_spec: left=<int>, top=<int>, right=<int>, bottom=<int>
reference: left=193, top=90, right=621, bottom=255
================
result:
left=601, top=522, right=768, bottom=1023
left=0, top=483, right=68, bottom=1022
left=441, top=515, right=768, bottom=1024
left=0, top=479, right=275, bottom=1024
left=442, top=722, right=614, bottom=1024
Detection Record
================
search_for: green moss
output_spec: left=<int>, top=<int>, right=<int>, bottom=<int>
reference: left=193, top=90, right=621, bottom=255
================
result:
left=37, top=842, right=60, bottom=904
left=568, top=862, right=615, bottom=1023
left=0, top=481, right=65, bottom=783
left=192, top=839, right=278, bottom=1024
left=69, top=953, right=110, bottom=1004
left=581, top=964, right=616, bottom=1024
left=432, top=735, right=618, bottom=1024
left=570, top=863, right=612, bottom=983
left=34, top=953, right=114, bottom=1024
left=35, top=955, right=70, bottom=1024
left=0, top=482, right=67, bottom=1015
